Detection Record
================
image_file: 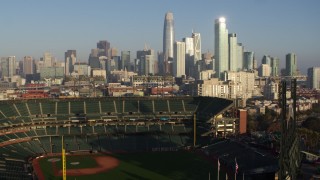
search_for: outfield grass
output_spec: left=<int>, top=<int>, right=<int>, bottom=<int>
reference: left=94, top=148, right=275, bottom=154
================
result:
left=38, top=151, right=218, bottom=180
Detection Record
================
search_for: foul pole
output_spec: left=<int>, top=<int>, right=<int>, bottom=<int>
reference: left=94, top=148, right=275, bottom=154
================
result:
left=193, top=113, right=196, bottom=147
left=62, top=136, right=66, bottom=180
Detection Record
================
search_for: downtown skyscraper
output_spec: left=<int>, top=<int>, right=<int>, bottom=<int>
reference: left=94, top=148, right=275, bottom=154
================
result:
left=286, top=53, right=297, bottom=76
left=215, top=17, right=229, bottom=79
left=173, top=41, right=186, bottom=77
left=163, top=12, right=175, bottom=75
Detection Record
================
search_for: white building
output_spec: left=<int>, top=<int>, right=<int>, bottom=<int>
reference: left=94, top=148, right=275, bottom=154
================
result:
left=308, top=67, right=320, bottom=90
left=173, top=41, right=185, bottom=77
left=225, top=71, right=255, bottom=98
left=184, top=37, right=194, bottom=56
left=259, top=64, right=271, bottom=77
left=199, top=70, right=214, bottom=80
left=43, top=52, right=53, bottom=67
left=192, top=32, right=201, bottom=63
left=92, top=69, right=106, bottom=79
left=215, top=17, right=229, bottom=79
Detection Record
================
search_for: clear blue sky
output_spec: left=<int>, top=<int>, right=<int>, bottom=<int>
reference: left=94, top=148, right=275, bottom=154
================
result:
left=0, top=0, right=319, bottom=73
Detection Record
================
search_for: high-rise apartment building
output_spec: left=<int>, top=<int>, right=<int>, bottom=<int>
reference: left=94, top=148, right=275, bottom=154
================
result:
left=163, top=12, right=175, bottom=75
left=0, top=56, right=16, bottom=79
left=243, top=52, right=254, bottom=71
left=173, top=41, right=186, bottom=77
left=307, top=67, right=320, bottom=90
left=43, top=52, right=53, bottom=67
left=184, top=37, right=194, bottom=56
left=65, top=50, right=77, bottom=76
left=192, top=32, right=201, bottom=63
left=184, top=37, right=194, bottom=76
left=270, top=57, right=279, bottom=77
left=23, top=56, right=34, bottom=76
left=237, top=43, right=244, bottom=71
left=286, top=53, right=297, bottom=76
left=228, top=33, right=238, bottom=71
left=215, top=17, right=229, bottom=79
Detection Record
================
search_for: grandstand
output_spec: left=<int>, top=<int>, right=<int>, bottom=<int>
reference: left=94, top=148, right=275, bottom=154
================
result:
left=0, top=96, right=233, bottom=179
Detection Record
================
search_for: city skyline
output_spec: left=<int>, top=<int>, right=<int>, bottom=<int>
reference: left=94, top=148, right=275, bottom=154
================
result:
left=0, top=0, right=319, bottom=73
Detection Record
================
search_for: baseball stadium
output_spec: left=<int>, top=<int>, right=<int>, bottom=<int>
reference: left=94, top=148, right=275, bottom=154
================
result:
left=0, top=96, right=234, bottom=180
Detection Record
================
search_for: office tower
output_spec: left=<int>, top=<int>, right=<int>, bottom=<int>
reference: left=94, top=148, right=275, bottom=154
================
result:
left=90, top=48, right=99, bottom=58
left=43, top=52, right=53, bottom=67
left=0, top=56, right=16, bottom=79
left=163, top=12, right=175, bottom=74
left=173, top=41, right=186, bottom=77
left=23, top=56, right=34, bottom=76
left=97, top=40, right=110, bottom=57
left=307, top=67, right=320, bottom=90
left=184, top=37, right=194, bottom=56
left=183, top=37, right=194, bottom=77
left=262, top=55, right=271, bottom=66
left=65, top=50, right=77, bottom=76
left=270, top=57, right=279, bottom=76
left=109, top=48, right=118, bottom=58
left=228, top=33, right=238, bottom=71
left=137, top=49, right=155, bottom=75
left=121, top=51, right=130, bottom=70
left=192, top=32, right=201, bottom=63
left=237, top=43, right=244, bottom=71
left=215, top=17, right=229, bottom=78
left=243, top=52, right=254, bottom=71
left=286, top=53, right=297, bottom=76
left=259, top=64, right=271, bottom=77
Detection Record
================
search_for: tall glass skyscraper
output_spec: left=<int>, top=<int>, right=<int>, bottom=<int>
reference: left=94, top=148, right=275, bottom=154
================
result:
left=228, top=33, right=238, bottom=71
left=215, top=17, right=229, bottom=79
left=243, top=51, right=254, bottom=71
left=286, top=53, right=297, bottom=76
left=163, top=12, right=175, bottom=75
left=270, top=57, right=279, bottom=77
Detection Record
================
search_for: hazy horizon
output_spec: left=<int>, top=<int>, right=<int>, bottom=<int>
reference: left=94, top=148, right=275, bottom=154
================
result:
left=0, top=0, right=319, bottom=74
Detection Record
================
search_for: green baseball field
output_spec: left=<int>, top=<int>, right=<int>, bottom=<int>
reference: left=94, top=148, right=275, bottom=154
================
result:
left=34, top=151, right=219, bottom=180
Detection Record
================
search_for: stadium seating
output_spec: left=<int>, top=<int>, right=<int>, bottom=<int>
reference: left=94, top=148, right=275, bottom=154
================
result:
left=154, top=100, right=169, bottom=112
left=100, top=100, right=116, bottom=113
left=14, top=103, right=30, bottom=116
left=169, top=99, right=184, bottom=112
left=139, top=100, right=154, bottom=113
left=27, top=102, right=41, bottom=115
left=0, top=96, right=233, bottom=161
left=85, top=101, right=100, bottom=114
left=41, top=101, right=56, bottom=115
left=56, top=101, right=69, bottom=115
left=70, top=101, right=85, bottom=114
left=124, top=100, right=139, bottom=113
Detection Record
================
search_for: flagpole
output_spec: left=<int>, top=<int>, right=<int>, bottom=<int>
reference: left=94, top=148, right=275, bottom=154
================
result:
left=208, top=172, right=210, bottom=180
left=242, top=173, right=244, bottom=180
left=217, top=158, right=220, bottom=180
left=235, top=158, right=238, bottom=180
